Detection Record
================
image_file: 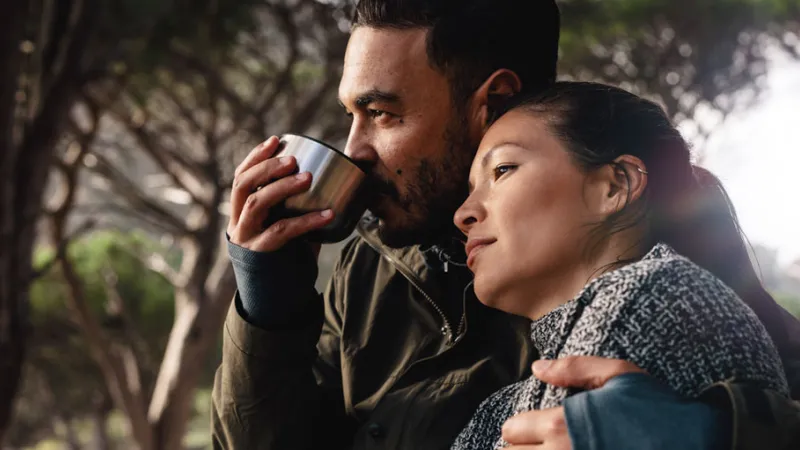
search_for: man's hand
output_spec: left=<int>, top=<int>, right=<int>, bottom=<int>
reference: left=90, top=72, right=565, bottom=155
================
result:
left=533, top=356, right=645, bottom=390
left=500, top=356, right=645, bottom=449
left=228, top=136, right=334, bottom=254
left=502, top=406, right=570, bottom=449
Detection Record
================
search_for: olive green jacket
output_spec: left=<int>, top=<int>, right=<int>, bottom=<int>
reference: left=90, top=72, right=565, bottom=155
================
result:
left=212, top=220, right=800, bottom=450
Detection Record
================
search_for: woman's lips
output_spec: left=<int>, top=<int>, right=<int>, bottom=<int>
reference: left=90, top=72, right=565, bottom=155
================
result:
left=465, top=237, right=497, bottom=269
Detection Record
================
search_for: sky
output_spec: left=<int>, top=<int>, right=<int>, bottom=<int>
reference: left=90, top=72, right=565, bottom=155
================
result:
left=701, top=55, right=800, bottom=266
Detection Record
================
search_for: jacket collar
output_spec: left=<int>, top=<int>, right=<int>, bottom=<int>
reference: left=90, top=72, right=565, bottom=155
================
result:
left=356, top=214, right=468, bottom=280
left=356, top=215, right=429, bottom=280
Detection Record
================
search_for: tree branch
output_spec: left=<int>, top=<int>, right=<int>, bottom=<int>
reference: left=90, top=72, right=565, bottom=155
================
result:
left=100, top=265, right=157, bottom=374
left=89, top=152, right=190, bottom=236
left=166, top=48, right=257, bottom=124
left=56, top=252, right=154, bottom=450
left=115, top=242, right=185, bottom=289
left=30, top=219, right=95, bottom=281
left=69, top=202, right=183, bottom=236
left=105, top=104, right=209, bottom=206
left=285, top=71, right=338, bottom=133
left=159, top=82, right=205, bottom=134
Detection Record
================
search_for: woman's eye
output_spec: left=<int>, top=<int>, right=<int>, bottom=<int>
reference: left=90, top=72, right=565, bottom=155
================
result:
left=493, top=164, right=517, bottom=180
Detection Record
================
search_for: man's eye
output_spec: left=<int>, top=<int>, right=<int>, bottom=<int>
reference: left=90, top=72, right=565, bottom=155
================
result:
left=493, top=164, right=517, bottom=180
left=368, top=109, right=387, bottom=118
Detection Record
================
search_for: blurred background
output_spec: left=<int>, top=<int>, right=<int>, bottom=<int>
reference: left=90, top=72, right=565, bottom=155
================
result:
left=1, top=0, right=799, bottom=449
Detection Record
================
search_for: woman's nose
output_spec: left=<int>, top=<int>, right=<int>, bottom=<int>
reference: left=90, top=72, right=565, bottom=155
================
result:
left=454, top=195, right=484, bottom=235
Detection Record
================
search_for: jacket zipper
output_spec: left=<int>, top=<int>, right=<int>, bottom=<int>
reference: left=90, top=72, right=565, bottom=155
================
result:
left=359, top=228, right=466, bottom=345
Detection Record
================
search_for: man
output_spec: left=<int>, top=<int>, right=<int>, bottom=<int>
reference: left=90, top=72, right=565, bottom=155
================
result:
left=213, top=1, right=800, bottom=449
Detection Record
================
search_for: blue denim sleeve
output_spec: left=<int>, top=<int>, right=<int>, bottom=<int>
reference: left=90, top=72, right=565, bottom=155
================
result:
left=227, top=236, right=319, bottom=329
left=564, top=373, right=731, bottom=450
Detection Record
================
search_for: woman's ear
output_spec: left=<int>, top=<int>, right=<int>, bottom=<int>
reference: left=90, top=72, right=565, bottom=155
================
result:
left=593, top=155, right=648, bottom=217
left=470, top=69, right=522, bottom=131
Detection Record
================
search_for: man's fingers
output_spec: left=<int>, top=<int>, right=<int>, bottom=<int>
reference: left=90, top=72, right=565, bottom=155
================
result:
left=229, top=156, right=298, bottom=233
left=251, top=210, right=335, bottom=252
left=235, top=172, right=313, bottom=238
left=228, top=136, right=284, bottom=231
left=532, top=356, right=645, bottom=390
left=507, top=444, right=568, bottom=450
left=502, top=408, right=567, bottom=446
left=234, top=136, right=281, bottom=178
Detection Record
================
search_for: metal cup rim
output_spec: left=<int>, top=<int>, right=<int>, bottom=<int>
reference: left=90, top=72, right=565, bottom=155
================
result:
left=281, top=133, right=366, bottom=175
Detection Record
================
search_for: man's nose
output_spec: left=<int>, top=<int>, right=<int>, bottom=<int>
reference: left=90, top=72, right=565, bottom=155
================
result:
left=343, top=127, right=379, bottom=170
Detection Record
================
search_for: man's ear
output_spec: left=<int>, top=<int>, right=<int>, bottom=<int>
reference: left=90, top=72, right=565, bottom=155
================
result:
left=591, top=155, right=649, bottom=217
left=471, top=69, right=522, bottom=130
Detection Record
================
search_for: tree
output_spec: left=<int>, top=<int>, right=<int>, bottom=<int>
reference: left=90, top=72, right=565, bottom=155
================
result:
left=558, top=0, right=800, bottom=145
left=26, top=1, right=351, bottom=448
left=8, top=0, right=800, bottom=447
left=0, top=0, right=256, bottom=441
left=8, top=231, right=176, bottom=449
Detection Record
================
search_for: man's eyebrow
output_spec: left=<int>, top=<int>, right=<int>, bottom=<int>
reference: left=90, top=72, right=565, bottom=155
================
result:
left=354, top=90, right=401, bottom=107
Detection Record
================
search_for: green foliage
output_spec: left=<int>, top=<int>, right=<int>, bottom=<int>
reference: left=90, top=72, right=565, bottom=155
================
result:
left=29, top=230, right=176, bottom=333
left=93, top=0, right=261, bottom=71
left=774, top=291, right=800, bottom=319
left=558, top=0, right=800, bottom=131
left=9, top=230, right=178, bottom=448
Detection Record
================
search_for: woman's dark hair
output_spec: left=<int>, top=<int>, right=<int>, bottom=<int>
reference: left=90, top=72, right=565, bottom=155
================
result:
left=506, top=81, right=795, bottom=373
left=352, top=0, right=560, bottom=104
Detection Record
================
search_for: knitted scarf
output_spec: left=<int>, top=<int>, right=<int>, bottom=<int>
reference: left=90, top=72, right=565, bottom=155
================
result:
left=452, top=243, right=789, bottom=450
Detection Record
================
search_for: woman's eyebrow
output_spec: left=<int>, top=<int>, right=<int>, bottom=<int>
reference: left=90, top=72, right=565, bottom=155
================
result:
left=469, top=142, right=521, bottom=192
left=479, top=142, right=520, bottom=169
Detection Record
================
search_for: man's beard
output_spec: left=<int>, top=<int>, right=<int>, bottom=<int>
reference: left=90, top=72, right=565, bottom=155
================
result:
left=374, top=113, right=476, bottom=248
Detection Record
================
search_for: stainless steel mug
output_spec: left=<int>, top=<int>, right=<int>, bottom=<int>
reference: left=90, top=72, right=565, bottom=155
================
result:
left=269, top=134, right=368, bottom=243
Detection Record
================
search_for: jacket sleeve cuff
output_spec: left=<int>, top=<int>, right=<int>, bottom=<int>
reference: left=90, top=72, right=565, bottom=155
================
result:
left=223, top=299, right=323, bottom=363
left=227, top=235, right=319, bottom=329
left=564, top=373, right=730, bottom=450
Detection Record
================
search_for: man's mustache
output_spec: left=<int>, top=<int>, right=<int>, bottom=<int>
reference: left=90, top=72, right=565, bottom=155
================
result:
left=363, top=172, right=401, bottom=203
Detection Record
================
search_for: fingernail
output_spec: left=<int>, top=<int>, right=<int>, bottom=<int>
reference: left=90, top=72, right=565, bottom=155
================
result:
left=295, top=172, right=309, bottom=181
left=281, top=156, right=295, bottom=165
left=320, top=209, right=333, bottom=218
left=261, top=136, right=276, bottom=149
left=532, top=359, right=552, bottom=374
left=501, top=417, right=517, bottom=438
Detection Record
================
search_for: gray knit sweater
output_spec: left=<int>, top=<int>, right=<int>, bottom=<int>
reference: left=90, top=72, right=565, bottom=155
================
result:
left=452, top=243, right=789, bottom=450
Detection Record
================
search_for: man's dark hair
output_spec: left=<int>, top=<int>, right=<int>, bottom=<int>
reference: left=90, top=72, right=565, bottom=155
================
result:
left=352, top=0, right=560, bottom=105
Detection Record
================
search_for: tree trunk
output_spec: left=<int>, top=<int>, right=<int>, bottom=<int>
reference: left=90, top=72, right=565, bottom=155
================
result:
left=91, top=406, right=112, bottom=450
left=148, top=242, right=236, bottom=450
left=0, top=0, right=97, bottom=441
left=0, top=0, right=32, bottom=440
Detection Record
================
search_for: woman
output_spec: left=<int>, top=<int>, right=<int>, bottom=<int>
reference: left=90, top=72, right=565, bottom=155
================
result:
left=450, top=82, right=791, bottom=449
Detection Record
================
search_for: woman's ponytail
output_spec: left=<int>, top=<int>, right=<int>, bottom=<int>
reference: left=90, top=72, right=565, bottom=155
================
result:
left=656, top=166, right=797, bottom=390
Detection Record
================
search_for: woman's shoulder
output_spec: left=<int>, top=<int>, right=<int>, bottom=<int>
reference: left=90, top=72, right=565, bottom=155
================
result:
left=594, top=243, right=739, bottom=306
left=571, top=243, right=789, bottom=398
